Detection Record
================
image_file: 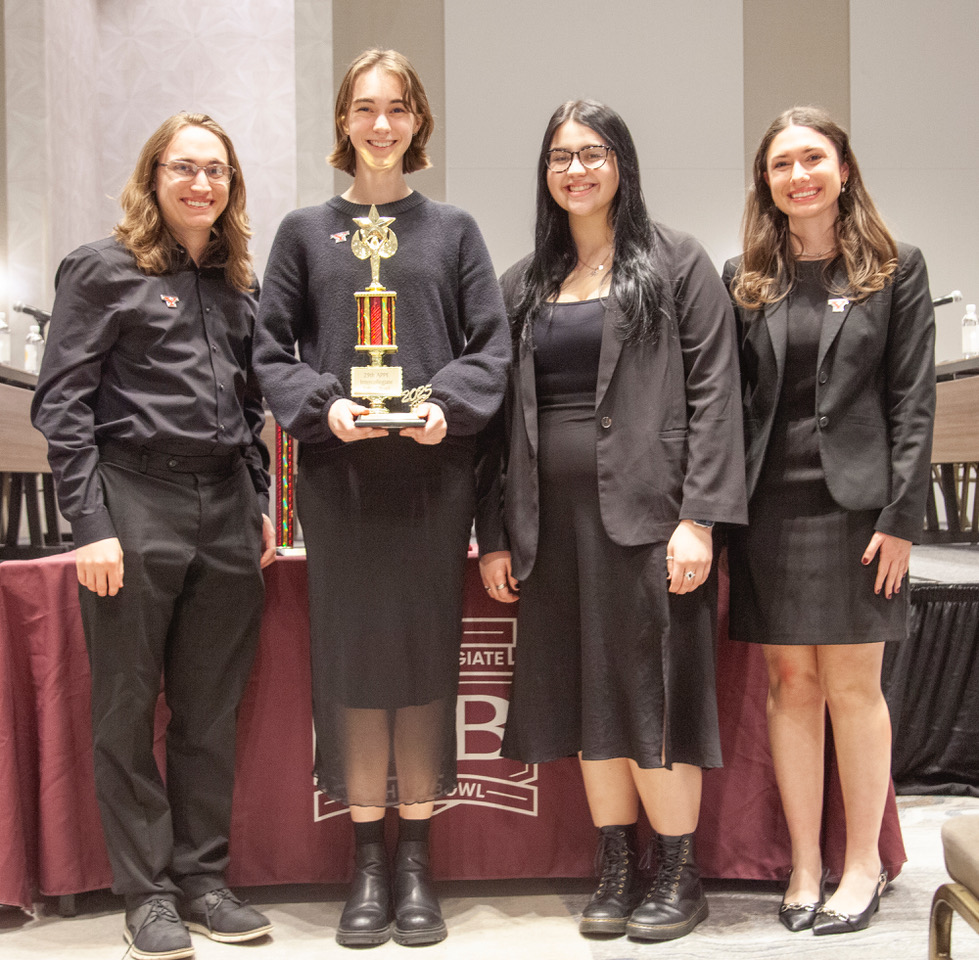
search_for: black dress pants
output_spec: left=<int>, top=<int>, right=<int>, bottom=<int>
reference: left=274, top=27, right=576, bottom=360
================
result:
left=79, top=450, right=264, bottom=906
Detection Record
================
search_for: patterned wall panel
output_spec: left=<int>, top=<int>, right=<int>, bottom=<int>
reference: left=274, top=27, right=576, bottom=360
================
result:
left=96, top=0, right=298, bottom=281
left=4, top=0, right=300, bottom=352
left=5, top=0, right=53, bottom=344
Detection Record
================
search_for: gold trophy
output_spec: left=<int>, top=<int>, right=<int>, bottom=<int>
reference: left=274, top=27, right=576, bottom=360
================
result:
left=350, top=205, right=432, bottom=428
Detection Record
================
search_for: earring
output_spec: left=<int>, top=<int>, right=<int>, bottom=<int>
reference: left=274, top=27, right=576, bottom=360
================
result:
left=840, top=180, right=848, bottom=194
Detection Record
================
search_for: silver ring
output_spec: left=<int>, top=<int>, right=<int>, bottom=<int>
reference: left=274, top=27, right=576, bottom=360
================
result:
left=685, top=571, right=695, bottom=581
left=665, top=555, right=674, bottom=561
left=484, top=585, right=492, bottom=591
left=494, top=583, right=506, bottom=590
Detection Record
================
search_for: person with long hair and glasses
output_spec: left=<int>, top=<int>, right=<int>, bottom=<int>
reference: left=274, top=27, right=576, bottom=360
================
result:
left=723, top=106, right=935, bottom=935
left=32, top=113, right=276, bottom=959
left=254, top=50, right=509, bottom=947
left=477, top=100, right=746, bottom=942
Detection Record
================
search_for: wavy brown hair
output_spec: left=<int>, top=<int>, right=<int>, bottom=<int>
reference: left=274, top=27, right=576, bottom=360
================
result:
left=732, top=106, right=897, bottom=309
left=113, top=112, right=254, bottom=292
left=328, top=49, right=434, bottom=177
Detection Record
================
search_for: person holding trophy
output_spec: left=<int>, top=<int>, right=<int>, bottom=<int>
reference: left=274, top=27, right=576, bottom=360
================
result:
left=254, top=50, right=509, bottom=947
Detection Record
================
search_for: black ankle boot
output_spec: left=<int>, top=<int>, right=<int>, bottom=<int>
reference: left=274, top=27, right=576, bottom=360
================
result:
left=579, top=824, right=644, bottom=935
left=336, top=842, right=392, bottom=946
left=626, top=832, right=708, bottom=941
left=392, top=840, right=447, bottom=945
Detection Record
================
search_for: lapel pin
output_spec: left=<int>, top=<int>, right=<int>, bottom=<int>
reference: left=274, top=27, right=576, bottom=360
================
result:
left=331, top=231, right=350, bottom=244
left=828, top=298, right=850, bottom=313
left=160, top=295, right=179, bottom=308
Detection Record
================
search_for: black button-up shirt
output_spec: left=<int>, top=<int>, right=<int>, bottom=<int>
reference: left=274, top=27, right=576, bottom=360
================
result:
left=31, top=237, right=269, bottom=547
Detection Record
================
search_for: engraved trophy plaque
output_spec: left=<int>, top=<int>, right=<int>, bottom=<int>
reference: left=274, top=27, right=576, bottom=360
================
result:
left=350, top=205, right=432, bottom=428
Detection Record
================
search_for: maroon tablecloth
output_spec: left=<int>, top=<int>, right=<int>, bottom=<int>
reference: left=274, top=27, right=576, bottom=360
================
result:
left=0, top=552, right=905, bottom=910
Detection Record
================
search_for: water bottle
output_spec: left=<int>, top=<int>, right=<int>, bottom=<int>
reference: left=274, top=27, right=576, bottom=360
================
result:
left=0, top=313, right=10, bottom=365
left=24, top=323, right=43, bottom=374
left=963, top=304, right=979, bottom=359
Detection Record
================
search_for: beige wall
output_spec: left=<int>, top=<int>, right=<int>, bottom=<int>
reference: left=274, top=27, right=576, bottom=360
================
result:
left=2, top=0, right=978, bottom=363
left=445, top=0, right=745, bottom=272
left=331, top=0, right=445, bottom=202
left=851, top=0, right=979, bottom=361
left=742, top=0, right=850, bottom=180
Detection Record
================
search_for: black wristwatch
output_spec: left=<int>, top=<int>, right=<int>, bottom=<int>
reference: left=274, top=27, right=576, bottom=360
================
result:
left=691, top=519, right=715, bottom=529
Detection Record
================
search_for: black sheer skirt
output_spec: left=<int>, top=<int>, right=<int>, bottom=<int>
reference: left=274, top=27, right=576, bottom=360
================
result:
left=297, top=436, right=475, bottom=806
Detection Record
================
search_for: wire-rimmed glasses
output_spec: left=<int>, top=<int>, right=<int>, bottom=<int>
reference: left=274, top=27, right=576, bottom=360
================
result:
left=157, top=161, right=235, bottom=183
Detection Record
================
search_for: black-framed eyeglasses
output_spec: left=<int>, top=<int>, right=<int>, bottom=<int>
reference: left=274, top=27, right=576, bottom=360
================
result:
left=157, top=160, right=235, bottom=183
left=544, top=145, right=613, bottom=173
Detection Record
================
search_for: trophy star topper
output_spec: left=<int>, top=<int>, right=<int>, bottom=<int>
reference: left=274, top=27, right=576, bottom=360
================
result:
left=351, top=205, right=398, bottom=289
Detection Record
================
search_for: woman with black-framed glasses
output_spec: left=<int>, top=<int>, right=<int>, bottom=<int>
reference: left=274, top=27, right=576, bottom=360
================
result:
left=476, top=100, right=747, bottom=943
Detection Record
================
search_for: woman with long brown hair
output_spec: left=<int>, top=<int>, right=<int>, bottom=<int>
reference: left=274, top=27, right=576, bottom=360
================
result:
left=725, top=106, right=935, bottom=935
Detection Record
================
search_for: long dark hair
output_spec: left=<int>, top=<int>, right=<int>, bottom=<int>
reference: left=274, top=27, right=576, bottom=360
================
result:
left=511, top=100, right=667, bottom=345
left=733, top=105, right=897, bottom=309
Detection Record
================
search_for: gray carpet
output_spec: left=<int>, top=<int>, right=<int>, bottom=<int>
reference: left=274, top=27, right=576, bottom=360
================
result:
left=3, top=795, right=979, bottom=959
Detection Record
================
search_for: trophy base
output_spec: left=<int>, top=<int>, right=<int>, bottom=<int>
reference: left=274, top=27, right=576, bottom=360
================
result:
left=355, top=412, right=426, bottom=429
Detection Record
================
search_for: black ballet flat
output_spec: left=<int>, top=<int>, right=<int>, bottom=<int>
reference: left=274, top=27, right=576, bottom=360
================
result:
left=812, top=870, right=887, bottom=936
left=778, top=870, right=826, bottom=932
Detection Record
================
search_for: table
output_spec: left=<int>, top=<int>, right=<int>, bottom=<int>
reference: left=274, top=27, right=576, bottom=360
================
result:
left=926, top=369, right=979, bottom=543
left=0, top=553, right=906, bottom=912
left=0, top=373, right=66, bottom=558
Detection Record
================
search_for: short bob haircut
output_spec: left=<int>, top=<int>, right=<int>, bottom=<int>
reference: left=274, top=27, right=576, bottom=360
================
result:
left=733, top=105, right=896, bottom=308
left=114, top=112, right=254, bottom=292
left=328, top=49, right=434, bottom=177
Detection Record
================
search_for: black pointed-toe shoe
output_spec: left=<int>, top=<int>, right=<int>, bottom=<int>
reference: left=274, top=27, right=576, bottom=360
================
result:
left=812, top=870, right=887, bottom=936
left=779, top=898, right=820, bottom=932
left=778, top=870, right=825, bottom=932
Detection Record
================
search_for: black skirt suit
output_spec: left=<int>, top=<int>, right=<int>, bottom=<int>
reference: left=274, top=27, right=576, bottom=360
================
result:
left=722, top=246, right=936, bottom=645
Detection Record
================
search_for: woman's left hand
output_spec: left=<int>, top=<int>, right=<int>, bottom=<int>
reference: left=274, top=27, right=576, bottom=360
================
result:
left=862, top=531, right=911, bottom=599
left=666, top=520, right=713, bottom=595
left=479, top=550, right=519, bottom=603
left=399, top=402, right=447, bottom=445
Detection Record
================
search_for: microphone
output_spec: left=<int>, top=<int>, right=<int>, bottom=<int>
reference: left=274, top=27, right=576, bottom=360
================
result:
left=932, top=290, right=963, bottom=307
left=12, top=301, right=52, bottom=322
left=12, top=301, right=51, bottom=338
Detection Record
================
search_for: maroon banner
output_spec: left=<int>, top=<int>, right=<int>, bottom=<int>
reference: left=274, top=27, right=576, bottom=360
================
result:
left=0, top=552, right=905, bottom=910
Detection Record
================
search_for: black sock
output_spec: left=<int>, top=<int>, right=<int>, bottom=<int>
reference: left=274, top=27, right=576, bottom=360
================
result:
left=353, top=817, right=385, bottom=846
left=398, top=817, right=431, bottom=843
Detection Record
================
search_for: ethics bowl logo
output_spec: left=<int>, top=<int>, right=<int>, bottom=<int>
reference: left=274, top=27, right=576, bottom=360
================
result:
left=314, top=617, right=539, bottom=821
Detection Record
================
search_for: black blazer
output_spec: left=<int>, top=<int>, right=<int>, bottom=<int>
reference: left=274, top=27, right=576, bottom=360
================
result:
left=477, top=223, right=748, bottom=581
left=721, top=244, right=935, bottom=543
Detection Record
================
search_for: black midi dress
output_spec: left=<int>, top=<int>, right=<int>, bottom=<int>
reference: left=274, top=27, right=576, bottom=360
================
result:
left=500, top=299, right=722, bottom=770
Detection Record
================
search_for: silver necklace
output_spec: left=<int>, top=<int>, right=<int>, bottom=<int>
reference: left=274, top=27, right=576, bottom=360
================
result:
left=577, top=251, right=612, bottom=276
